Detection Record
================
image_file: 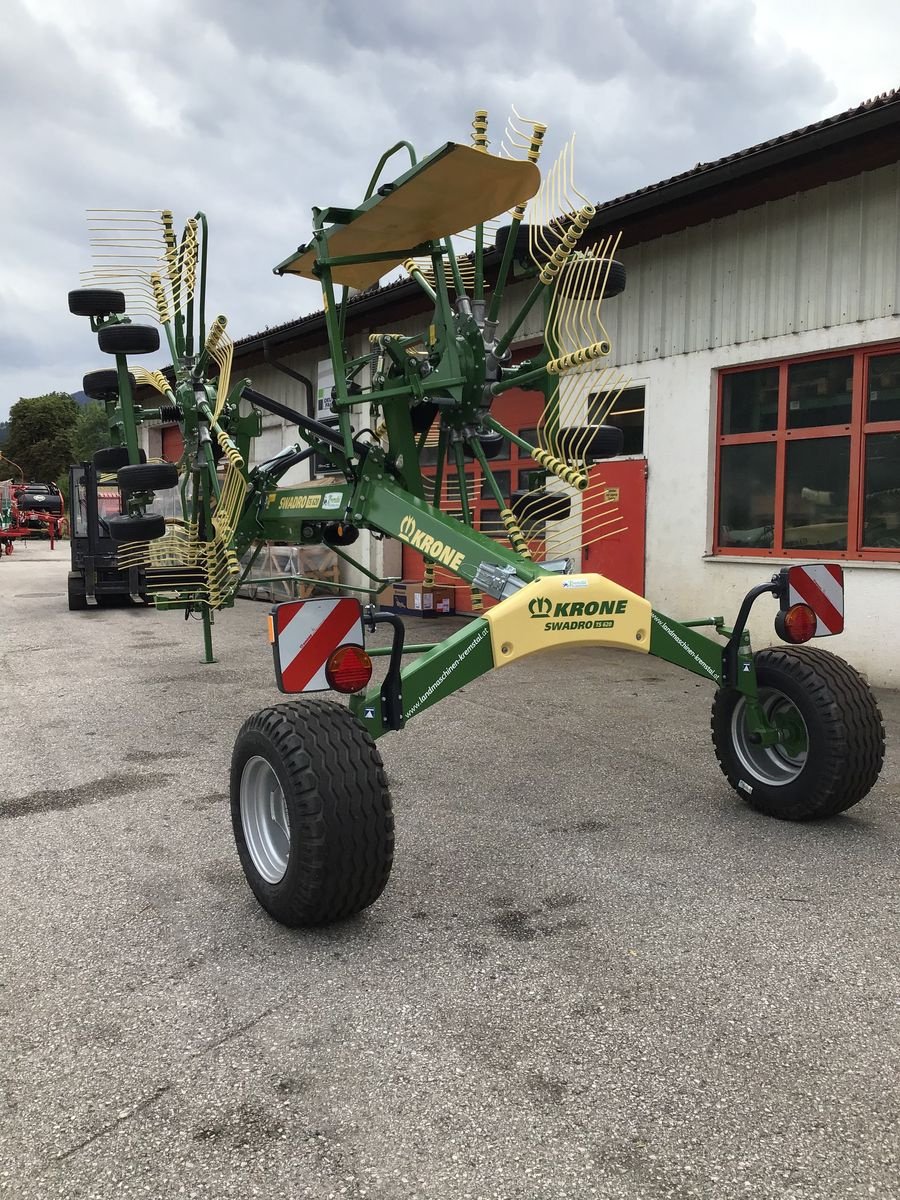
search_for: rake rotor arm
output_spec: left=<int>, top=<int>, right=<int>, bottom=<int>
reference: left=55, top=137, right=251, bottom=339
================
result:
left=241, top=386, right=345, bottom=451
left=254, top=445, right=316, bottom=481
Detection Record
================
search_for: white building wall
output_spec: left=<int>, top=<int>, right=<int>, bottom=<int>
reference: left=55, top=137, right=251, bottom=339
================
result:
left=600, top=162, right=900, bottom=362
left=590, top=166, right=900, bottom=687
left=491, top=162, right=900, bottom=685
left=620, top=314, right=900, bottom=688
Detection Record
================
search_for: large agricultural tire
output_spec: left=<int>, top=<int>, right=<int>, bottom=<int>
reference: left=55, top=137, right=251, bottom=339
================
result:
left=230, top=699, right=394, bottom=927
left=710, top=646, right=885, bottom=820
left=557, top=258, right=626, bottom=300
left=117, top=462, right=178, bottom=492
left=493, top=226, right=626, bottom=297
left=68, top=288, right=126, bottom=317
left=98, top=323, right=160, bottom=356
left=93, top=445, right=146, bottom=471
left=67, top=571, right=87, bottom=611
left=558, top=424, right=624, bottom=462
left=494, top=223, right=538, bottom=264
left=106, top=513, right=166, bottom=542
left=83, top=368, right=138, bottom=400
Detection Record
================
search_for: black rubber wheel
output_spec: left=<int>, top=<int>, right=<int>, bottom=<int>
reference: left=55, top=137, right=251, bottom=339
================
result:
left=17, top=492, right=62, bottom=515
left=67, top=571, right=87, bottom=611
left=558, top=424, right=624, bottom=462
left=118, top=462, right=179, bottom=492
left=510, top=488, right=571, bottom=522
left=556, top=257, right=626, bottom=299
left=711, top=646, right=885, bottom=820
left=494, top=223, right=541, bottom=264
left=93, top=446, right=146, bottom=471
left=97, top=323, right=160, bottom=356
left=68, top=288, right=126, bottom=317
left=230, top=699, right=394, bottom=927
left=106, top=513, right=166, bottom=542
left=463, top=431, right=506, bottom=461
left=83, top=369, right=138, bottom=400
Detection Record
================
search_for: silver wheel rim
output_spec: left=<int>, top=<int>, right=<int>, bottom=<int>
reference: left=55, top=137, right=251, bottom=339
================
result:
left=731, top=687, right=809, bottom=787
left=240, top=756, right=291, bottom=883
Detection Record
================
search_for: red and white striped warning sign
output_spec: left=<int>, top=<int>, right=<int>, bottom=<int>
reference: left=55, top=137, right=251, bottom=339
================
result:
left=270, top=598, right=364, bottom=693
left=786, top=564, right=844, bottom=636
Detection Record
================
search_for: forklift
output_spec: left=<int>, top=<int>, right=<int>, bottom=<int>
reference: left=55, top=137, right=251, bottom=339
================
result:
left=66, top=447, right=149, bottom=609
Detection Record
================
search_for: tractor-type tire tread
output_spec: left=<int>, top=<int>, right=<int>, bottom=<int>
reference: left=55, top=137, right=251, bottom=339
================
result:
left=787, top=646, right=886, bottom=791
left=230, top=700, right=393, bottom=926
left=107, top=513, right=166, bottom=543
left=93, top=446, right=146, bottom=471
left=710, top=645, right=885, bottom=820
left=97, top=323, right=160, bottom=356
left=118, top=462, right=179, bottom=493
left=83, top=369, right=138, bottom=400
left=68, top=288, right=127, bottom=317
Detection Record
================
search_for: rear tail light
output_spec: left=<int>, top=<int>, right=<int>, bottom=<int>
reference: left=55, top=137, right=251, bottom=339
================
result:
left=775, top=602, right=817, bottom=644
left=325, top=644, right=373, bottom=693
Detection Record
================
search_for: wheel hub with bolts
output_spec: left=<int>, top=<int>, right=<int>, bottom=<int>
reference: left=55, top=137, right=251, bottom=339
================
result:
left=239, top=756, right=291, bottom=884
left=731, top=688, right=809, bottom=786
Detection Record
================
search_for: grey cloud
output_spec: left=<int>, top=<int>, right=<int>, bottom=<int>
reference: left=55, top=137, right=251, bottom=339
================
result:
left=0, top=0, right=851, bottom=417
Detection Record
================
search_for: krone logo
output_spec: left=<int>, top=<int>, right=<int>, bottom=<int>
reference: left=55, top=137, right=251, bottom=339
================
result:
left=396, top=512, right=465, bottom=572
left=528, top=595, right=552, bottom=618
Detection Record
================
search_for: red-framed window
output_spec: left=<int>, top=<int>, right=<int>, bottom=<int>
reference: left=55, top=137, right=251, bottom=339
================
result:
left=714, top=342, right=900, bottom=561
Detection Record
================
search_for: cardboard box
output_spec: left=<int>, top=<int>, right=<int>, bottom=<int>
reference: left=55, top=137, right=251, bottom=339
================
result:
left=391, top=582, right=456, bottom=617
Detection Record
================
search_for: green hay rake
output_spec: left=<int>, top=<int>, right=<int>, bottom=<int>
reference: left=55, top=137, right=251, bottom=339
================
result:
left=68, top=109, right=885, bottom=927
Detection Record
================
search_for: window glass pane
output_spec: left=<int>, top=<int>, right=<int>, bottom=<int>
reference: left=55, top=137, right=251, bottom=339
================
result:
left=482, top=470, right=509, bottom=501
left=863, top=433, right=900, bottom=548
left=97, top=487, right=122, bottom=523
left=867, top=354, right=900, bottom=424
left=722, top=368, right=778, bottom=434
left=603, top=386, right=646, bottom=454
left=787, top=357, right=852, bottom=428
left=718, top=443, right=775, bottom=548
left=783, top=437, right=850, bottom=550
left=479, top=507, right=500, bottom=534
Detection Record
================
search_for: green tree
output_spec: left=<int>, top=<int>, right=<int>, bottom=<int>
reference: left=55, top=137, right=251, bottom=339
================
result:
left=4, top=393, right=78, bottom=482
left=72, top=400, right=110, bottom=463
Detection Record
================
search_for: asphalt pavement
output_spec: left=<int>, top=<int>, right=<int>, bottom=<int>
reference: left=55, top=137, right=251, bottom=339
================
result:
left=1, top=543, right=898, bottom=1200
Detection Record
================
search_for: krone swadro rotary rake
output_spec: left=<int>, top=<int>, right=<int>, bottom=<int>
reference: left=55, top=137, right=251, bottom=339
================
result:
left=68, top=109, right=885, bottom=927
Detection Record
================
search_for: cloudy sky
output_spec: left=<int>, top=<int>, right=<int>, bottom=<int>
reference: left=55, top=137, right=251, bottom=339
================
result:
left=1, top=0, right=897, bottom=419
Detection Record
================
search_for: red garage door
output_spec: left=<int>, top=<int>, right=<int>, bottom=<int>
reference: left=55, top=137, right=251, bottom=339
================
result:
left=582, top=459, right=647, bottom=595
left=162, top=425, right=184, bottom=462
